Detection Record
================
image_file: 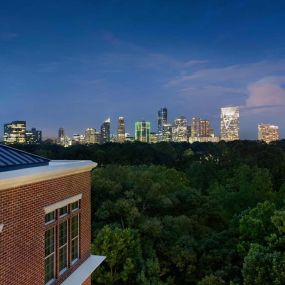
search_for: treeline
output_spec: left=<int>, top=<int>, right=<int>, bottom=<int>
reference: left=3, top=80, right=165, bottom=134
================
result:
left=15, top=141, right=285, bottom=284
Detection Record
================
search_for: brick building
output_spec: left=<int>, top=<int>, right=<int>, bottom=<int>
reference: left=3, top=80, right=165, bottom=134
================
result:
left=0, top=144, right=105, bottom=285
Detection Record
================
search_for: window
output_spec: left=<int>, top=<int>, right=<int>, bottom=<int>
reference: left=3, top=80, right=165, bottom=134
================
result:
left=59, top=221, right=68, bottom=273
left=44, top=198, right=81, bottom=284
left=59, top=206, right=68, bottom=217
left=45, top=211, right=55, bottom=224
left=45, top=228, right=55, bottom=284
left=71, top=215, right=79, bottom=263
left=71, top=201, right=80, bottom=212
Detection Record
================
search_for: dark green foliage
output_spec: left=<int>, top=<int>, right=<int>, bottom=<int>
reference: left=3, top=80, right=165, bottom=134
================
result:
left=16, top=140, right=285, bottom=284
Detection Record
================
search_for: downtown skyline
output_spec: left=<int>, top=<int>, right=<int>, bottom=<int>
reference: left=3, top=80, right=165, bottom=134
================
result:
left=0, top=1, right=285, bottom=139
left=2, top=106, right=282, bottom=143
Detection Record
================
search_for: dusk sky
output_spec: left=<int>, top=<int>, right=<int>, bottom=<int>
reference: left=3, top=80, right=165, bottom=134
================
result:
left=1, top=0, right=285, bottom=139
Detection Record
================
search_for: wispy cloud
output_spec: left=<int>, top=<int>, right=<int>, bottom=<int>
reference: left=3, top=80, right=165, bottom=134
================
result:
left=168, top=60, right=285, bottom=86
left=184, top=59, right=208, bottom=67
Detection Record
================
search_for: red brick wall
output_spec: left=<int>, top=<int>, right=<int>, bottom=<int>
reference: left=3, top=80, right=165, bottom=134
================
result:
left=0, top=171, right=92, bottom=285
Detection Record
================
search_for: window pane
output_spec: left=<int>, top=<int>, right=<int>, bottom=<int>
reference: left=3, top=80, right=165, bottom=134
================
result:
left=59, top=221, right=67, bottom=246
left=45, top=228, right=54, bottom=256
left=71, top=215, right=79, bottom=239
left=59, top=206, right=68, bottom=217
left=59, top=245, right=68, bottom=272
left=71, top=238, right=79, bottom=261
left=71, top=201, right=79, bottom=211
left=45, top=212, right=55, bottom=224
left=45, top=254, right=54, bottom=283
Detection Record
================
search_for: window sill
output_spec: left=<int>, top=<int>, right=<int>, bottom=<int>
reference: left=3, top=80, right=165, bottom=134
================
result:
left=45, top=278, right=56, bottom=285
left=61, top=255, right=105, bottom=285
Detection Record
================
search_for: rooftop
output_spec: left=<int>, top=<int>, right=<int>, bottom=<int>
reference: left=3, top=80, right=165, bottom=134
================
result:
left=0, top=144, right=96, bottom=191
left=0, top=144, right=50, bottom=172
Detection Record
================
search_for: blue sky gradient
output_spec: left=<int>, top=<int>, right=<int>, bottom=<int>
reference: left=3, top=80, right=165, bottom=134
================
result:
left=0, top=0, right=285, bottom=138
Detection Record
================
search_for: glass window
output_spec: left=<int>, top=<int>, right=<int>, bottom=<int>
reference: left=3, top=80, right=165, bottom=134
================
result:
left=71, top=215, right=79, bottom=262
left=71, top=238, right=79, bottom=261
left=44, top=199, right=81, bottom=282
left=59, top=206, right=68, bottom=217
left=45, top=211, right=55, bottom=224
left=71, top=201, right=79, bottom=212
left=59, top=221, right=68, bottom=273
left=45, top=228, right=55, bottom=284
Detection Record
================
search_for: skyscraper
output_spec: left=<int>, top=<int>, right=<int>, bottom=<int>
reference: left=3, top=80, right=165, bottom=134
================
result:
left=191, top=117, right=213, bottom=138
left=85, top=128, right=96, bottom=144
left=158, top=107, right=168, bottom=134
left=100, top=118, right=111, bottom=144
left=4, top=121, right=26, bottom=144
left=58, top=127, right=65, bottom=140
left=117, top=117, right=126, bottom=143
left=258, top=124, right=279, bottom=144
left=172, top=116, right=188, bottom=142
left=191, top=117, right=201, bottom=138
left=26, top=128, right=42, bottom=144
left=135, top=121, right=150, bottom=143
left=200, top=120, right=213, bottom=137
left=162, top=124, right=172, bottom=142
left=220, top=107, right=240, bottom=141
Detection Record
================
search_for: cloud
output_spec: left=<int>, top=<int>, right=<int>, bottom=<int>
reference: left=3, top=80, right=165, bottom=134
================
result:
left=184, top=59, right=208, bottom=67
left=245, top=76, right=285, bottom=111
left=168, top=60, right=285, bottom=86
left=178, top=85, right=244, bottom=97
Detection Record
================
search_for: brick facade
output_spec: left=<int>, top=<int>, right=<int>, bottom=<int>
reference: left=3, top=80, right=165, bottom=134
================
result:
left=0, top=171, right=92, bottom=285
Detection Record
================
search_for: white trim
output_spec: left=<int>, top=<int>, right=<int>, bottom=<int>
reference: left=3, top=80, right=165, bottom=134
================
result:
left=0, top=160, right=97, bottom=192
left=61, top=255, right=105, bottom=285
left=44, top=194, right=82, bottom=214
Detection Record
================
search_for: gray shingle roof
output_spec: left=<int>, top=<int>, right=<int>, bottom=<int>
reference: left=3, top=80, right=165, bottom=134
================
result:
left=0, top=144, right=50, bottom=172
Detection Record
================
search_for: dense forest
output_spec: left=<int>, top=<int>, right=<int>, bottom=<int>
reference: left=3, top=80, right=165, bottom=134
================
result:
left=17, top=141, right=285, bottom=284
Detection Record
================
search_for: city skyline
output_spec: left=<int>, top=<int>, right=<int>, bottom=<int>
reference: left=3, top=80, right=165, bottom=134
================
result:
left=1, top=104, right=283, bottom=141
left=0, top=1, right=285, bottom=139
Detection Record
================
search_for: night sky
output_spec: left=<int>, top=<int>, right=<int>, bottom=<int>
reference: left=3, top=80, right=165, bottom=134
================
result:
left=1, top=0, right=285, bottom=139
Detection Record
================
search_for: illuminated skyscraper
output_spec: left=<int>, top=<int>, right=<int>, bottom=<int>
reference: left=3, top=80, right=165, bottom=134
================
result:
left=200, top=120, right=213, bottom=137
left=191, top=117, right=213, bottom=138
left=26, top=128, right=42, bottom=144
left=220, top=107, right=240, bottom=141
left=135, top=121, right=150, bottom=143
left=162, top=124, right=172, bottom=142
left=172, top=116, right=188, bottom=142
left=158, top=107, right=168, bottom=134
left=117, top=117, right=126, bottom=143
left=258, top=124, right=279, bottom=144
left=100, top=118, right=111, bottom=144
left=150, top=132, right=159, bottom=143
left=85, top=128, right=96, bottom=144
left=191, top=117, right=201, bottom=138
left=4, top=121, right=26, bottom=144
left=57, top=127, right=71, bottom=147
